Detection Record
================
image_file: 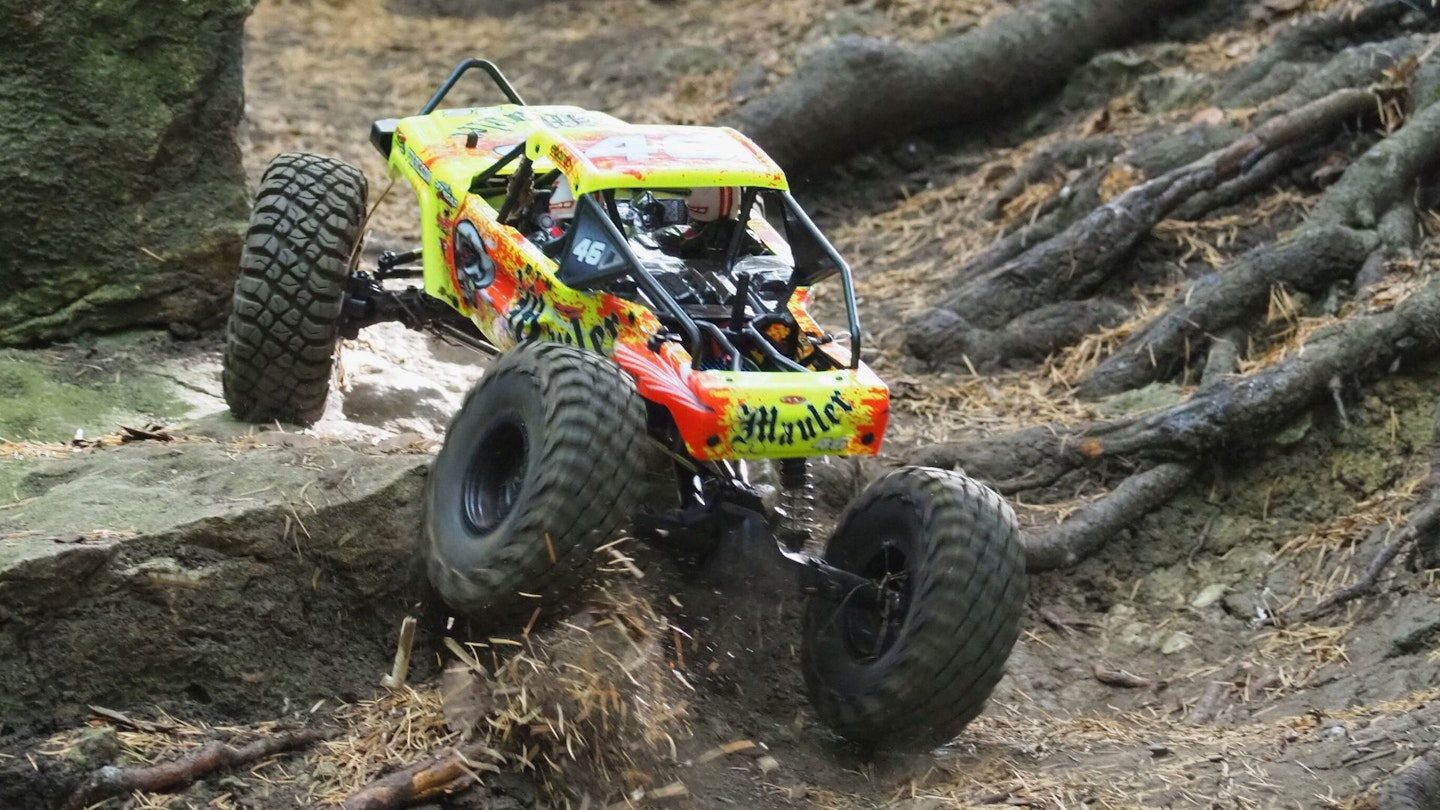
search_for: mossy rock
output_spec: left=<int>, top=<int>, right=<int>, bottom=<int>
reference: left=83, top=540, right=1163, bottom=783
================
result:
left=0, top=0, right=255, bottom=346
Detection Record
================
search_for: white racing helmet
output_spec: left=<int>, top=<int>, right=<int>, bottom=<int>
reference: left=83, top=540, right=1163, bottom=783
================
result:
left=549, top=176, right=576, bottom=221
left=685, top=187, right=740, bottom=222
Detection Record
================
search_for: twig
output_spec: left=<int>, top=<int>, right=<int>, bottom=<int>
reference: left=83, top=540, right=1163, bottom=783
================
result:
left=1093, top=663, right=1153, bottom=689
left=1329, top=375, right=1351, bottom=430
left=64, top=728, right=330, bottom=810
left=381, top=616, right=419, bottom=689
left=1300, top=496, right=1440, bottom=620
left=339, top=743, right=500, bottom=810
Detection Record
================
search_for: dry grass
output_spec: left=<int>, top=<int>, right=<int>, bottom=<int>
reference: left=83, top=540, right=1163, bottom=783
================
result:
left=299, top=578, right=691, bottom=806
left=884, top=368, right=1097, bottom=448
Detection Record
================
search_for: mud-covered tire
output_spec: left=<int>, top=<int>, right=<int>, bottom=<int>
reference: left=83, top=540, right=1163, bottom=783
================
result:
left=802, top=466, right=1027, bottom=750
left=222, top=153, right=368, bottom=425
left=424, top=342, right=648, bottom=629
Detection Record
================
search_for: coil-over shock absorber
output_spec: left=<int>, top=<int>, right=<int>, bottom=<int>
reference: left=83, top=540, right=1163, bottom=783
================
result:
left=778, top=458, right=817, bottom=550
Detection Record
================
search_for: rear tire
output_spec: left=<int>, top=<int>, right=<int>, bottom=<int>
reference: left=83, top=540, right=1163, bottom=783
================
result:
left=424, top=342, right=648, bottom=629
left=802, top=466, right=1027, bottom=750
left=222, top=152, right=367, bottom=425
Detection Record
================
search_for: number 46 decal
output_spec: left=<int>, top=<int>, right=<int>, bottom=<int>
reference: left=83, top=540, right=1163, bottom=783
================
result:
left=571, top=237, right=608, bottom=265
left=584, top=133, right=745, bottom=163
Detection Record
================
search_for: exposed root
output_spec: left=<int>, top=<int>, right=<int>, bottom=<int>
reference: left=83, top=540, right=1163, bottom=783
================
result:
left=338, top=743, right=497, bottom=810
left=921, top=86, right=1378, bottom=334
left=63, top=727, right=331, bottom=810
left=1024, top=462, right=1194, bottom=571
left=1379, top=747, right=1440, bottom=810
left=726, top=0, right=1195, bottom=172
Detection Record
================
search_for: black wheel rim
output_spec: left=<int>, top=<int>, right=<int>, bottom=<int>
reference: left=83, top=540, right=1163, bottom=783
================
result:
left=461, top=419, right=527, bottom=534
left=840, top=540, right=911, bottom=662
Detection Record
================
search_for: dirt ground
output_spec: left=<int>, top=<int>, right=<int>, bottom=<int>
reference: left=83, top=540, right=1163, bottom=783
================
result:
left=6, top=0, right=1440, bottom=807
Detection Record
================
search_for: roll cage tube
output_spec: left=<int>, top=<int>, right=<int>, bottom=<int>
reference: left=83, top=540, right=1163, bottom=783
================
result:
left=776, top=193, right=862, bottom=368
left=554, top=192, right=861, bottom=372
left=420, top=58, right=526, bottom=114
left=565, top=194, right=706, bottom=362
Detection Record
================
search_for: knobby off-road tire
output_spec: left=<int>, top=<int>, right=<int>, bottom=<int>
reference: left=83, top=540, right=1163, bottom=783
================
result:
left=222, top=153, right=368, bottom=425
left=802, top=466, right=1027, bottom=750
left=425, top=342, right=648, bottom=629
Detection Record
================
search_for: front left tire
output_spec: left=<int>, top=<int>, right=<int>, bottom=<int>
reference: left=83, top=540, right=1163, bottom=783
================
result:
left=222, top=152, right=367, bottom=425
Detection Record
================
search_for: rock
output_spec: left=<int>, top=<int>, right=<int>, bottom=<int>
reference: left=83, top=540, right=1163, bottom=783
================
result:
left=730, top=62, right=770, bottom=101
left=1191, top=584, right=1228, bottom=609
left=1210, top=515, right=1259, bottom=555
left=1388, top=595, right=1440, bottom=657
left=0, top=0, right=254, bottom=345
left=0, top=440, right=429, bottom=734
left=1160, top=631, right=1193, bottom=655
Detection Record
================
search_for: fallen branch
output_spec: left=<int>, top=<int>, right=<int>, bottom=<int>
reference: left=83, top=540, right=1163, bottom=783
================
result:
left=64, top=728, right=330, bottom=810
left=339, top=743, right=499, bottom=810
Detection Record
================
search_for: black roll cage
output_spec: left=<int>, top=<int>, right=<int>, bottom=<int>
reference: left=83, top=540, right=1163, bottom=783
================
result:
left=421, top=57, right=864, bottom=371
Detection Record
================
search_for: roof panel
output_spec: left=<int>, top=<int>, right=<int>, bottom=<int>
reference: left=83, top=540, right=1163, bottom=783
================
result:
left=526, top=124, right=788, bottom=194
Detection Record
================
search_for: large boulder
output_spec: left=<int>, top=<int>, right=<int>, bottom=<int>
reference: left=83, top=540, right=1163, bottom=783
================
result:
left=0, top=0, right=255, bottom=346
left=0, top=438, right=428, bottom=736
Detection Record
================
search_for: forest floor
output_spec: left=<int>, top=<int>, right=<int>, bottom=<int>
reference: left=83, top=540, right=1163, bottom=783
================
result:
left=5, top=0, right=1440, bottom=808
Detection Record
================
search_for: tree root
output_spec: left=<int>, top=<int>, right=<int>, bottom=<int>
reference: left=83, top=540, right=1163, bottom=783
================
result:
left=1025, top=463, right=1194, bottom=572
left=984, top=137, right=1124, bottom=222
left=1077, top=225, right=1375, bottom=398
left=907, top=298, right=1130, bottom=369
left=1079, top=93, right=1440, bottom=397
left=1220, top=1, right=1417, bottom=106
left=725, top=0, right=1192, bottom=173
left=907, top=270, right=1440, bottom=568
left=1379, top=747, right=1440, bottom=810
left=338, top=743, right=497, bottom=810
left=63, top=728, right=330, bottom=810
left=925, top=87, right=1377, bottom=333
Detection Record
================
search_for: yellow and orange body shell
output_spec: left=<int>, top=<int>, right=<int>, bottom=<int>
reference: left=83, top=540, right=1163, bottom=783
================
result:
left=386, top=104, right=889, bottom=460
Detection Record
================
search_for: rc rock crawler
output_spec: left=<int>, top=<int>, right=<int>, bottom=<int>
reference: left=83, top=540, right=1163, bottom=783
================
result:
left=222, top=58, right=1027, bottom=751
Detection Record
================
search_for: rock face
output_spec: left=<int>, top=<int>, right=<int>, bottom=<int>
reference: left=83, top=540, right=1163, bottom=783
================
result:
left=0, top=0, right=255, bottom=346
left=0, top=438, right=429, bottom=734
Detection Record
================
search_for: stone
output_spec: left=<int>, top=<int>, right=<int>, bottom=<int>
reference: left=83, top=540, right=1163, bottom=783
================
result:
left=1160, top=631, right=1193, bottom=655
left=1191, top=583, right=1228, bottom=609
left=1388, top=595, right=1440, bottom=657
left=0, top=0, right=255, bottom=345
left=0, top=440, right=428, bottom=734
